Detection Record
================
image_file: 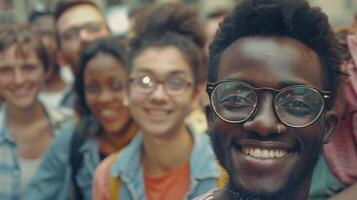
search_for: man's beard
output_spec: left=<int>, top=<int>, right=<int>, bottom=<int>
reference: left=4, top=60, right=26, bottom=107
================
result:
left=225, top=179, right=296, bottom=200
left=208, top=127, right=322, bottom=200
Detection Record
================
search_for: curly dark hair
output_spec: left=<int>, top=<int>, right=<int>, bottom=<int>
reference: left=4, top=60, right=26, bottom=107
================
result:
left=208, top=0, right=342, bottom=109
left=129, top=2, right=206, bottom=84
left=74, top=37, right=128, bottom=117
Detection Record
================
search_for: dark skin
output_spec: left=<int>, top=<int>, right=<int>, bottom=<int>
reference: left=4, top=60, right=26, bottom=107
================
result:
left=207, top=36, right=338, bottom=200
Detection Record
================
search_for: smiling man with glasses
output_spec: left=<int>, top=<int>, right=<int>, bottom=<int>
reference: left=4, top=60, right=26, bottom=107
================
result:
left=196, top=0, right=343, bottom=200
left=54, top=1, right=111, bottom=107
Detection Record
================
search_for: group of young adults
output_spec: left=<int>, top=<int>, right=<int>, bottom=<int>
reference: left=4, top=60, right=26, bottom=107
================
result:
left=0, top=0, right=356, bottom=200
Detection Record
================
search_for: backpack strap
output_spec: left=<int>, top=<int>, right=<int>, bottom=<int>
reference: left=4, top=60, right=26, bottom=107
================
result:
left=70, top=131, right=86, bottom=200
left=109, top=174, right=121, bottom=200
left=107, top=152, right=122, bottom=200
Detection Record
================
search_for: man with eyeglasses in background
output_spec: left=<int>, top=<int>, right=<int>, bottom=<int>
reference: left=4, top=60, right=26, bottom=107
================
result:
left=54, top=0, right=110, bottom=107
left=195, top=0, right=343, bottom=200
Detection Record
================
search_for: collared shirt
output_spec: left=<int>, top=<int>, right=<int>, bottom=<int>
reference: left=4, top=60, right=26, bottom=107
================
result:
left=59, top=86, right=76, bottom=108
left=0, top=104, right=76, bottom=200
left=109, top=128, right=221, bottom=200
left=24, top=125, right=100, bottom=200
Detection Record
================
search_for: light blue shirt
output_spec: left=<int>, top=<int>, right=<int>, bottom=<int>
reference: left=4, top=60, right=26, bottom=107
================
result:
left=24, top=123, right=101, bottom=200
left=0, top=104, right=75, bottom=200
left=111, top=127, right=221, bottom=200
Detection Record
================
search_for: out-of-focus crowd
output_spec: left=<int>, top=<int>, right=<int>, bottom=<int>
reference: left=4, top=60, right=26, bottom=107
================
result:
left=0, top=0, right=356, bottom=200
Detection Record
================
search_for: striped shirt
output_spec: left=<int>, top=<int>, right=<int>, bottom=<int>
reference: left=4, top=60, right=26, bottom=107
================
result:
left=193, top=189, right=218, bottom=200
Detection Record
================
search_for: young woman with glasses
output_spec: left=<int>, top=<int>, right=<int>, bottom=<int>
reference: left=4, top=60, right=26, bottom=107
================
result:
left=93, top=3, right=225, bottom=200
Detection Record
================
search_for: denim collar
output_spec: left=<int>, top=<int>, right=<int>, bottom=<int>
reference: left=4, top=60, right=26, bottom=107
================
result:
left=0, top=103, right=71, bottom=143
left=111, top=127, right=220, bottom=181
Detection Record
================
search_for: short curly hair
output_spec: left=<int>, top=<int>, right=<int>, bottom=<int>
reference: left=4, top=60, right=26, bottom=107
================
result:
left=129, top=2, right=206, bottom=84
left=208, top=0, right=342, bottom=109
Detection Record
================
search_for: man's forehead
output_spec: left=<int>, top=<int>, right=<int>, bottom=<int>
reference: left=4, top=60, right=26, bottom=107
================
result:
left=56, top=4, right=105, bottom=32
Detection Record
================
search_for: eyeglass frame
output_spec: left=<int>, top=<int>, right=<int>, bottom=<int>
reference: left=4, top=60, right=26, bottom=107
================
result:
left=128, top=73, right=193, bottom=97
left=60, top=21, right=106, bottom=41
left=206, top=80, right=331, bottom=128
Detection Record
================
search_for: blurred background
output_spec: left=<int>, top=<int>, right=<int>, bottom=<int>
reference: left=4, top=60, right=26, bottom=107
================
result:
left=0, top=0, right=356, bottom=35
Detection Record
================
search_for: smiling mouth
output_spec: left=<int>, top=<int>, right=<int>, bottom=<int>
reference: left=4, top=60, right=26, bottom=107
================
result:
left=241, top=146, right=288, bottom=159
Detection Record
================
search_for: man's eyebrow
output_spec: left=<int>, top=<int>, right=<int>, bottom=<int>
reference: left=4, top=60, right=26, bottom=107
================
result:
left=220, top=78, right=309, bottom=89
left=278, top=81, right=308, bottom=88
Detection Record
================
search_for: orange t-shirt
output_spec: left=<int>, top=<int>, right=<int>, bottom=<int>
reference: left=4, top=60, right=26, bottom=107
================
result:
left=144, top=162, right=190, bottom=200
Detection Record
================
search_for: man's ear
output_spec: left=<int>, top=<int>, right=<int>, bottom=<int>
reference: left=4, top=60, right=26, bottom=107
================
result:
left=322, top=110, right=339, bottom=144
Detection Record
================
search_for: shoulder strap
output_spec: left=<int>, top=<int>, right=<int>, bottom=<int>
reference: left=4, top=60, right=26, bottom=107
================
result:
left=216, top=165, right=228, bottom=188
left=70, top=131, right=86, bottom=200
left=108, top=152, right=121, bottom=200
left=109, top=174, right=121, bottom=200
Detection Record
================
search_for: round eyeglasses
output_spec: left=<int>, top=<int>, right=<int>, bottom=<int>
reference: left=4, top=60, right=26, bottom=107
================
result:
left=129, top=73, right=192, bottom=97
left=206, top=81, right=331, bottom=128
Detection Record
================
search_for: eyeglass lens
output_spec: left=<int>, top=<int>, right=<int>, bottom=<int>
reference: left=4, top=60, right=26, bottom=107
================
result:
left=210, top=81, right=325, bottom=127
left=130, top=73, right=191, bottom=96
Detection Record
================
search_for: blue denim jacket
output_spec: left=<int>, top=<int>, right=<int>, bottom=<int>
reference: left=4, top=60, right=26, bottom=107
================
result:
left=0, top=104, right=75, bottom=200
left=111, top=128, right=221, bottom=200
left=24, top=126, right=101, bottom=200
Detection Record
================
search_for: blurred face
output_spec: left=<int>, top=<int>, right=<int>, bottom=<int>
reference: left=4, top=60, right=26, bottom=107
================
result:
left=0, top=44, right=45, bottom=109
left=57, top=4, right=110, bottom=73
left=84, top=53, right=130, bottom=134
left=31, top=15, right=57, bottom=56
left=208, top=36, right=337, bottom=199
left=128, top=46, right=198, bottom=137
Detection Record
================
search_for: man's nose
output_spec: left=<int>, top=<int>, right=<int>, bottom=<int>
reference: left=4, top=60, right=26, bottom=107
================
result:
left=242, top=94, right=282, bottom=136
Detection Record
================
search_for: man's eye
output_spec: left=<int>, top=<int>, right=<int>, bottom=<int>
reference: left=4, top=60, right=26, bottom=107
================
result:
left=278, top=99, right=313, bottom=116
left=219, top=95, right=253, bottom=110
left=61, top=29, right=77, bottom=40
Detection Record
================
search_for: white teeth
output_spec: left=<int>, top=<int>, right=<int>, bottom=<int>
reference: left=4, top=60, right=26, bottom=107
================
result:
left=242, top=147, right=288, bottom=158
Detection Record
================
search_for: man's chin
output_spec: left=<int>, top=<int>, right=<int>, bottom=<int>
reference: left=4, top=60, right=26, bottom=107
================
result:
left=226, top=179, right=297, bottom=200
